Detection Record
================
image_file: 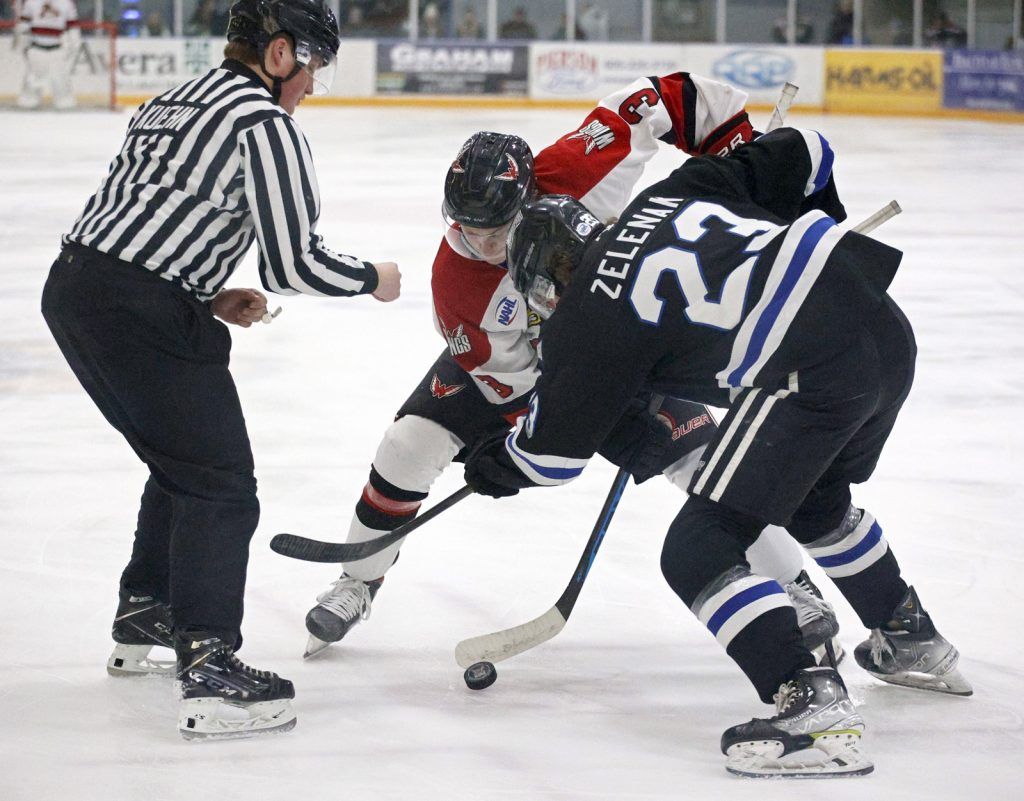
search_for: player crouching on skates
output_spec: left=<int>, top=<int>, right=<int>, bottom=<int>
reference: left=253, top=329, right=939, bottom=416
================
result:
left=303, top=74, right=840, bottom=662
left=462, top=128, right=971, bottom=777
left=42, top=0, right=401, bottom=741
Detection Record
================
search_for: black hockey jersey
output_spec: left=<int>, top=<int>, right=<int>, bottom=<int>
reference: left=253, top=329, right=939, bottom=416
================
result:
left=504, top=128, right=903, bottom=486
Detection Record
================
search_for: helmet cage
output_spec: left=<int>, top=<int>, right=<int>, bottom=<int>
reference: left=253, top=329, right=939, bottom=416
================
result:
left=507, top=195, right=604, bottom=320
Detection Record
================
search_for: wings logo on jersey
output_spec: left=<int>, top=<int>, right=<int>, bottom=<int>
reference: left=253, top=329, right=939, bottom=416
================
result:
left=430, top=374, right=465, bottom=399
left=567, top=121, right=615, bottom=155
left=441, top=322, right=472, bottom=356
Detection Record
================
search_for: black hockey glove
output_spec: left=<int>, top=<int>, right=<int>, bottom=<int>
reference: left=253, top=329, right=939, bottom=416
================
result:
left=598, top=398, right=674, bottom=485
left=464, top=433, right=533, bottom=498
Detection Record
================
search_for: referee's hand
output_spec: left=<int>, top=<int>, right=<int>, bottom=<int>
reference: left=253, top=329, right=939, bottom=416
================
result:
left=211, top=288, right=269, bottom=328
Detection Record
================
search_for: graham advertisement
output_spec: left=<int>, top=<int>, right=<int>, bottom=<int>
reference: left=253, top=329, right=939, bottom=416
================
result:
left=377, top=42, right=528, bottom=96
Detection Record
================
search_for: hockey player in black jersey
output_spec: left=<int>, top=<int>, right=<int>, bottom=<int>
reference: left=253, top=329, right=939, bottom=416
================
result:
left=464, top=127, right=971, bottom=778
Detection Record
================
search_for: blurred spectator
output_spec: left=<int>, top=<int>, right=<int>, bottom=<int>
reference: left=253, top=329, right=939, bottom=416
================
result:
left=828, top=0, right=854, bottom=44
left=552, top=12, right=585, bottom=41
left=456, top=7, right=482, bottom=39
left=772, top=16, right=814, bottom=44
left=578, top=2, right=608, bottom=41
left=499, top=7, right=537, bottom=40
left=142, top=9, right=171, bottom=37
left=926, top=11, right=967, bottom=49
left=420, top=1, right=442, bottom=39
left=341, top=5, right=367, bottom=36
left=188, top=0, right=228, bottom=37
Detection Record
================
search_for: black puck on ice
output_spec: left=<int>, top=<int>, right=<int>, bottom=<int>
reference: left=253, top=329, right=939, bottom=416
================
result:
left=464, top=661, right=497, bottom=690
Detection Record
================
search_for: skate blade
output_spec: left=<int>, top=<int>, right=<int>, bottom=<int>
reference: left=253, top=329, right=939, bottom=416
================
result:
left=106, top=644, right=176, bottom=678
left=726, top=731, right=873, bottom=779
left=179, top=697, right=297, bottom=741
left=868, top=666, right=973, bottom=696
left=303, top=634, right=335, bottom=659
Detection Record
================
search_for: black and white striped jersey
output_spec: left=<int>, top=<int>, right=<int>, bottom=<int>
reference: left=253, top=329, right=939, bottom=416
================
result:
left=64, top=60, right=378, bottom=302
left=501, top=128, right=903, bottom=488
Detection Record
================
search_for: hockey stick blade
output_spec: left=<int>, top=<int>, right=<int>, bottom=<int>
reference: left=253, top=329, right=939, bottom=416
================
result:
left=455, top=607, right=567, bottom=668
left=270, top=485, right=474, bottom=563
left=851, top=200, right=901, bottom=235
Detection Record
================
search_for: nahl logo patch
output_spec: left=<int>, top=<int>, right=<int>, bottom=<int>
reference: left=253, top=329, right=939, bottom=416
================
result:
left=496, top=295, right=520, bottom=326
left=567, top=121, right=615, bottom=154
left=430, top=374, right=465, bottom=399
left=442, top=322, right=472, bottom=355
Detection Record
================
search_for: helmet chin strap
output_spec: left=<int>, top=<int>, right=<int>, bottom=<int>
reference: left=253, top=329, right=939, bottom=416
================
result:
left=258, top=35, right=303, bottom=106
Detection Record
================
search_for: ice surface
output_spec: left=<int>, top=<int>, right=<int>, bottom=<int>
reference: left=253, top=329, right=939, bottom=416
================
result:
left=1, top=104, right=1022, bottom=800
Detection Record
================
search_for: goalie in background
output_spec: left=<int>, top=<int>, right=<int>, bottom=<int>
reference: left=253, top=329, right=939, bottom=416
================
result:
left=15, top=0, right=81, bottom=110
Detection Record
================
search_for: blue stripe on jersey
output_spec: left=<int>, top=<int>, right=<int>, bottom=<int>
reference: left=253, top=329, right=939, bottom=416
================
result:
left=706, top=580, right=784, bottom=635
left=811, top=132, right=834, bottom=194
left=814, top=521, right=883, bottom=568
left=725, top=216, right=835, bottom=388
left=505, top=431, right=586, bottom=482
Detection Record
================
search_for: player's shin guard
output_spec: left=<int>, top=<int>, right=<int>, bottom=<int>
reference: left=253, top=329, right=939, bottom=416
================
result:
left=691, top=566, right=816, bottom=703
left=802, top=506, right=907, bottom=629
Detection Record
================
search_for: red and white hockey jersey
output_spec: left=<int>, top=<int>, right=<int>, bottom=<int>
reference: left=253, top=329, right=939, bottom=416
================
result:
left=431, top=72, right=753, bottom=411
left=18, top=0, right=80, bottom=48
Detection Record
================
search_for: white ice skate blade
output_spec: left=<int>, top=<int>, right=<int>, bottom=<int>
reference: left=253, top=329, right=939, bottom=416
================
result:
left=726, top=732, right=873, bottom=779
left=303, top=634, right=333, bottom=660
left=867, top=666, right=973, bottom=696
left=178, top=697, right=297, bottom=741
left=106, top=644, right=176, bottom=678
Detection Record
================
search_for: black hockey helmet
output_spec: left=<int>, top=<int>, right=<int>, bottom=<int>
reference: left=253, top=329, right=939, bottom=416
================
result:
left=442, top=132, right=536, bottom=230
left=507, top=194, right=605, bottom=319
left=227, top=0, right=340, bottom=95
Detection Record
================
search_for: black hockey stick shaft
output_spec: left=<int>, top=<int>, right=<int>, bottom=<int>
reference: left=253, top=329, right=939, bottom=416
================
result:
left=270, top=485, right=474, bottom=563
left=553, top=392, right=665, bottom=619
left=553, top=467, right=630, bottom=618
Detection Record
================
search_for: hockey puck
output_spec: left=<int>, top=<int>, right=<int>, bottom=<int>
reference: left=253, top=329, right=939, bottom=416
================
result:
left=463, top=661, right=497, bottom=691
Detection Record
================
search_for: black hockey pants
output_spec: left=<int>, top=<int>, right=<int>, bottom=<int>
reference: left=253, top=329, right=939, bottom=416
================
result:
left=41, top=244, right=258, bottom=647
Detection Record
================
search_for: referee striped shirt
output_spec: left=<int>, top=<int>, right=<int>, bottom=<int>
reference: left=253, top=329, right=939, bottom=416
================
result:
left=64, top=59, right=378, bottom=301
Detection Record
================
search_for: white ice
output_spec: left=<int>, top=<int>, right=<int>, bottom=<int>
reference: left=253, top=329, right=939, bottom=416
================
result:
left=1, top=104, right=1022, bottom=801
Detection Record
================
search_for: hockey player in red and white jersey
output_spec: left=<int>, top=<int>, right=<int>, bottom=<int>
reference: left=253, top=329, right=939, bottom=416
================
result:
left=303, top=73, right=839, bottom=659
left=16, top=0, right=81, bottom=110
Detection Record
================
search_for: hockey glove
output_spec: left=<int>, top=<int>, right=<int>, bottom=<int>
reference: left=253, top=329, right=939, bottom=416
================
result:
left=464, top=432, right=533, bottom=498
left=598, top=398, right=674, bottom=485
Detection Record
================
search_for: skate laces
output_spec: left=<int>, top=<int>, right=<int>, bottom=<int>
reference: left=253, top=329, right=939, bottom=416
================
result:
left=868, top=628, right=896, bottom=666
left=316, top=576, right=374, bottom=622
left=785, top=579, right=836, bottom=628
left=773, top=681, right=801, bottom=715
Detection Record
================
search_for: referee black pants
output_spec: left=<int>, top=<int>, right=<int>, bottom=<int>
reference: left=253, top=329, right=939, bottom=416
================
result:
left=41, top=245, right=258, bottom=646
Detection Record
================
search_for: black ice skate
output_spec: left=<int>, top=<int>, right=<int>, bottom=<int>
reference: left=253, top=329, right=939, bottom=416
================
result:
left=721, top=666, right=873, bottom=778
left=107, top=593, right=175, bottom=677
left=854, top=585, right=972, bottom=696
left=784, top=571, right=845, bottom=666
left=176, top=635, right=296, bottom=741
left=304, top=574, right=383, bottom=658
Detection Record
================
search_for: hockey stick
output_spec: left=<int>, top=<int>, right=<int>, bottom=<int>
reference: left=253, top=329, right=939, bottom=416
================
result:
left=270, top=485, right=474, bottom=563
left=765, top=82, right=799, bottom=133
left=850, top=200, right=901, bottom=234
left=455, top=467, right=630, bottom=668
left=453, top=394, right=665, bottom=669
